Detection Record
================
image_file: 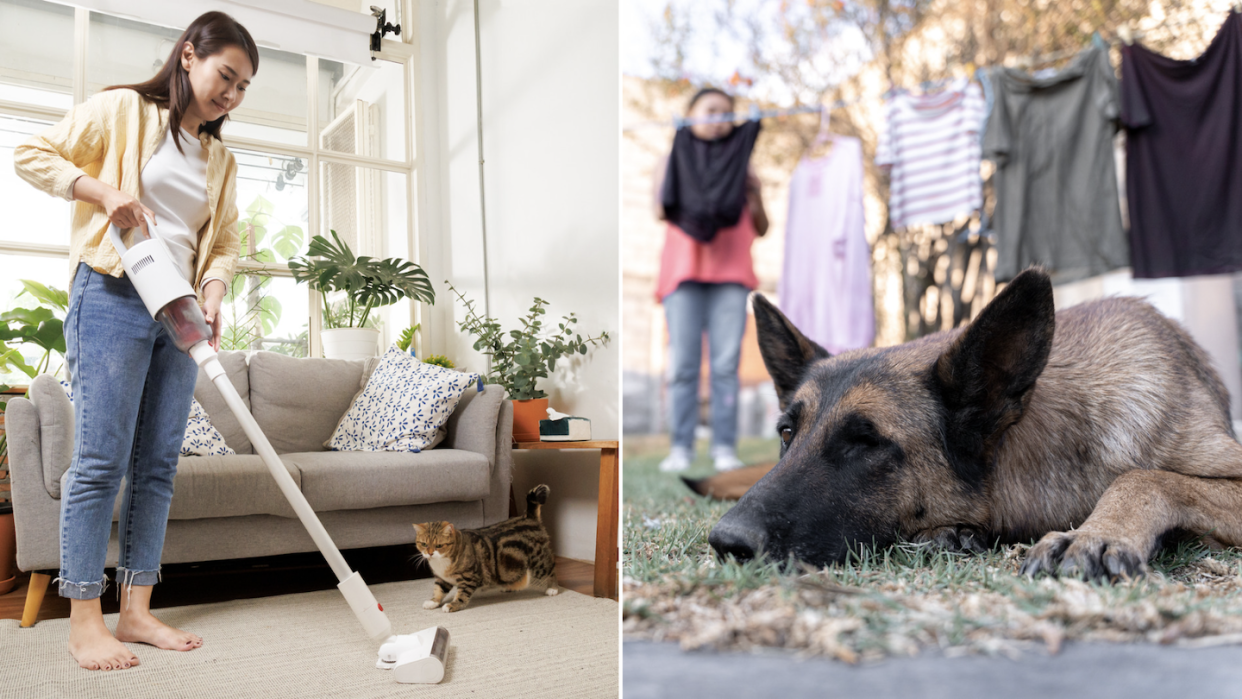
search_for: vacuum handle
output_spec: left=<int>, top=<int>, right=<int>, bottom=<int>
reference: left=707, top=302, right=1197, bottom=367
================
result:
left=107, top=210, right=159, bottom=257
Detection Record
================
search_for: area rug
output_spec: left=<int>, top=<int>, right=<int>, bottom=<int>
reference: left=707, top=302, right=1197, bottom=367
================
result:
left=0, top=579, right=618, bottom=698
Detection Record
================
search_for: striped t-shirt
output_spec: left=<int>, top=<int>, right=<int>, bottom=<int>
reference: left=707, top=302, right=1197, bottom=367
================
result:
left=876, top=79, right=986, bottom=228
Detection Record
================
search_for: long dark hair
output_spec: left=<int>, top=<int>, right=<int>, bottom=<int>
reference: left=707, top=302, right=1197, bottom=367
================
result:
left=105, top=11, right=259, bottom=153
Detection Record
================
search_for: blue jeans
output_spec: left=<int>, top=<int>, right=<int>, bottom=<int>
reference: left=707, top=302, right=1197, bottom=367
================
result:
left=663, top=282, right=750, bottom=451
left=56, top=263, right=198, bottom=600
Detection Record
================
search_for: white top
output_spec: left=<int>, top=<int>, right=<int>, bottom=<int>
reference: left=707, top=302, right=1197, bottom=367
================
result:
left=139, top=126, right=211, bottom=288
left=876, top=78, right=986, bottom=229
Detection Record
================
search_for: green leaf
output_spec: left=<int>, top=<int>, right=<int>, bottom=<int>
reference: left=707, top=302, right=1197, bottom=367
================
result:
left=1, top=307, right=53, bottom=326
left=270, top=225, right=305, bottom=261
left=258, top=295, right=283, bottom=336
left=245, top=195, right=275, bottom=227
left=17, top=280, right=68, bottom=312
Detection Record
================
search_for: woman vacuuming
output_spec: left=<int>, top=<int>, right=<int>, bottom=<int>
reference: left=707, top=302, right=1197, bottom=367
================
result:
left=14, top=11, right=255, bottom=671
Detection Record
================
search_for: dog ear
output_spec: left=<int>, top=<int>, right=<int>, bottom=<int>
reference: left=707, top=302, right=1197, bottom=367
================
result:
left=752, top=292, right=830, bottom=409
left=934, top=267, right=1055, bottom=485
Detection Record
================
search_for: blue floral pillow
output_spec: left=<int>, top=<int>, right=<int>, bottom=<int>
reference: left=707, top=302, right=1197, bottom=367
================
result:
left=58, top=379, right=235, bottom=457
left=328, top=346, right=480, bottom=452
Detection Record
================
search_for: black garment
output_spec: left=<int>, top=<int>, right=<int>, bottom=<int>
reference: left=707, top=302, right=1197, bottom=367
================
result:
left=661, top=120, right=762, bottom=243
left=1121, top=12, right=1242, bottom=279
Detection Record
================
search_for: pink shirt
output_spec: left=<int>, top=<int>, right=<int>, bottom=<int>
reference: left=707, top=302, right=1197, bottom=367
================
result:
left=655, top=205, right=760, bottom=301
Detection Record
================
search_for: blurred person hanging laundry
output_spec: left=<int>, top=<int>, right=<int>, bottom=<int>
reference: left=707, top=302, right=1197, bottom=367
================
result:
left=779, top=135, right=873, bottom=355
left=654, top=88, right=767, bottom=473
left=1121, top=11, right=1242, bottom=278
left=983, top=46, right=1129, bottom=284
left=876, top=78, right=985, bottom=229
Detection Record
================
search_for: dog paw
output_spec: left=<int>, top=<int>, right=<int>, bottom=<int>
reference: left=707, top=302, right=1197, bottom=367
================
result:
left=423, top=600, right=440, bottom=609
left=911, top=525, right=988, bottom=554
left=1020, top=531, right=1147, bottom=582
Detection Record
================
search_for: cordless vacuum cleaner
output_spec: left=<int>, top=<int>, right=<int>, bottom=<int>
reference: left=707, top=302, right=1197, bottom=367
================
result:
left=110, top=215, right=449, bottom=684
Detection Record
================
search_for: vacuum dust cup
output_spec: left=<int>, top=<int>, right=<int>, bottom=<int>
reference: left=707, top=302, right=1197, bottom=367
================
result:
left=108, top=215, right=212, bottom=351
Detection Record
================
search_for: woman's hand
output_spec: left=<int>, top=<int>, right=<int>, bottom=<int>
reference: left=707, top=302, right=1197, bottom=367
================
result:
left=201, top=279, right=226, bottom=351
left=101, top=187, right=156, bottom=232
left=746, top=168, right=769, bottom=237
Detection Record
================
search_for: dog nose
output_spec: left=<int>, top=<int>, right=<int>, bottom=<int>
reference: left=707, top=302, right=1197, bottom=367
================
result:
left=709, top=520, right=767, bottom=562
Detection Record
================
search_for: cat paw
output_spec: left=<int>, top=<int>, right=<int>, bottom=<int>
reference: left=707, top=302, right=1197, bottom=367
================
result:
left=443, top=603, right=466, bottom=613
left=423, top=600, right=440, bottom=609
left=545, top=587, right=559, bottom=596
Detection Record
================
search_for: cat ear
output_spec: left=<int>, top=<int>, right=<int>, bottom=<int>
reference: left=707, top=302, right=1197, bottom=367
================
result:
left=412, top=523, right=423, bottom=535
left=441, top=523, right=455, bottom=536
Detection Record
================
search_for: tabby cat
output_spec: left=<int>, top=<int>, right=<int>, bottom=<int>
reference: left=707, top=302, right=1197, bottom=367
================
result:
left=413, top=484, right=559, bottom=613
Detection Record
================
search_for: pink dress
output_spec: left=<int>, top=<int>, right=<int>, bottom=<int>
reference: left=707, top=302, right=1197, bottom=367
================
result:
left=779, top=136, right=874, bottom=355
left=655, top=205, right=760, bottom=301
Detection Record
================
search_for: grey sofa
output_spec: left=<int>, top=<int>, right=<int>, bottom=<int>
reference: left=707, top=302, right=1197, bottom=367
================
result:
left=6, top=350, right=512, bottom=624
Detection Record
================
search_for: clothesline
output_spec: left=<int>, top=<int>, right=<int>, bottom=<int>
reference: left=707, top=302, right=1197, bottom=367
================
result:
left=622, top=9, right=1235, bottom=132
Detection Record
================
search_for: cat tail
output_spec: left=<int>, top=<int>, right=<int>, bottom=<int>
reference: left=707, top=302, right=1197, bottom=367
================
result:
left=526, top=484, right=550, bottom=520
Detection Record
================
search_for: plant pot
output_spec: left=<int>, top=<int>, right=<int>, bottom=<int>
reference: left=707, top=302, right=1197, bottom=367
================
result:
left=321, top=328, right=380, bottom=361
left=511, top=398, right=549, bottom=443
left=0, top=509, right=15, bottom=596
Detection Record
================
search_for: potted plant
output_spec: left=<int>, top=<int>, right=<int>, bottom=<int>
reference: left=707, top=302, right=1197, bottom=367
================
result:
left=447, top=283, right=609, bottom=442
left=289, top=230, right=435, bottom=360
left=0, top=279, right=69, bottom=595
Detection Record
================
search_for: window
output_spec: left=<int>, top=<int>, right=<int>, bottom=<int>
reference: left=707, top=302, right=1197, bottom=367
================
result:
left=0, top=0, right=74, bottom=109
left=0, top=0, right=420, bottom=378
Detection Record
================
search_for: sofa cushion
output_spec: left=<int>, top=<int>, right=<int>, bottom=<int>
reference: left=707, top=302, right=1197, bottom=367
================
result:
left=90, top=454, right=305, bottom=522
left=249, top=352, right=367, bottom=454
left=285, top=449, right=490, bottom=513
left=326, top=346, right=481, bottom=453
left=194, top=351, right=254, bottom=455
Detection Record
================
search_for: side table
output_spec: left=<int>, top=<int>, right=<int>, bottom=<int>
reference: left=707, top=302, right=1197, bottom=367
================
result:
left=513, top=441, right=618, bottom=598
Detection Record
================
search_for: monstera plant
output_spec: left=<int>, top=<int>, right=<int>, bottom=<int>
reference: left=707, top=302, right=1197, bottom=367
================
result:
left=288, top=230, right=435, bottom=359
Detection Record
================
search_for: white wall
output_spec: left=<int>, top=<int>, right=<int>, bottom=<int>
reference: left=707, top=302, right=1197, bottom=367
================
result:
left=417, top=0, right=619, bottom=562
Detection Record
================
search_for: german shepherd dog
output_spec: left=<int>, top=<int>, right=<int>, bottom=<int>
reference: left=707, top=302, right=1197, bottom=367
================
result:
left=708, top=268, right=1242, bottom=581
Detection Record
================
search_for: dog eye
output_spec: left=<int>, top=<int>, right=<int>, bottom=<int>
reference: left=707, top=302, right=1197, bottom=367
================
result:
left=780, top=427, right=793, bottom=445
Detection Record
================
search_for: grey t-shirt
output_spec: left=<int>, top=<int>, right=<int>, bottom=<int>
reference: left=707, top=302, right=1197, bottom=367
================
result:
left=984, top=47, right=1129, bottom=283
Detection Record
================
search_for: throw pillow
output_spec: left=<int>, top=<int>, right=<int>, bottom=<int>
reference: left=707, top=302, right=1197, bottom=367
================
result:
left=58, top=379, right=236, bottom=457
left=327, top=345, right=480, bottom=452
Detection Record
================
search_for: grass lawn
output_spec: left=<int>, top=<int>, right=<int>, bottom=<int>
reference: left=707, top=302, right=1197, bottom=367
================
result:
left=623, top=435, right=1242, bottom=662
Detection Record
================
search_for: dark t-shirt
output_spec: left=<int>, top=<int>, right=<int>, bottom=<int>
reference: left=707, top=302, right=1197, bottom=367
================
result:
left=661, top=120, right=762, bottom=243
left=983, top=47, right=1129, bottom=284
left=1121, top=11, right=1242, bottom=279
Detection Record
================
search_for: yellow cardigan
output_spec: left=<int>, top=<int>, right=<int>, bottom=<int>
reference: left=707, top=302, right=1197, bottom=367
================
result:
left=13, top=88, right=240, bottom=300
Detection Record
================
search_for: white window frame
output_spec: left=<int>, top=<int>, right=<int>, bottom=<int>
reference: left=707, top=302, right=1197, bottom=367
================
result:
left=0, top=2, right=423, bottom=358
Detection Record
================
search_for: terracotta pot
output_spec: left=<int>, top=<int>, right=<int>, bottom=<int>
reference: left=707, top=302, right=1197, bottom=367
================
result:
left=511, top=398, right=549, bottom=443
left=0, top=511, right=15, bottom=596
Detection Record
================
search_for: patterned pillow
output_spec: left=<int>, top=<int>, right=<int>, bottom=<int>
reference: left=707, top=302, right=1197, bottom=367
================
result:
left=327, top=345, right=480, bottom=452
left=58, top=379, right=235, bottom=457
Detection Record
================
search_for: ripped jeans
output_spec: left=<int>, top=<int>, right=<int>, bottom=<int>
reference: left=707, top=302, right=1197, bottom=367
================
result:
left=56, top=263, right=198, bottom=602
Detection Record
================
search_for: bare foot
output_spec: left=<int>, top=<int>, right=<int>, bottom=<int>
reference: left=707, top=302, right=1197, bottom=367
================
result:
left=115, top=610, right=202, bottom=651
left=68, top=614, right=139, bottom=671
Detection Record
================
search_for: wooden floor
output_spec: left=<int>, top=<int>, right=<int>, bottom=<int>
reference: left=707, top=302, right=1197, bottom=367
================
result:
left=0, top=546, right=598, bottom=624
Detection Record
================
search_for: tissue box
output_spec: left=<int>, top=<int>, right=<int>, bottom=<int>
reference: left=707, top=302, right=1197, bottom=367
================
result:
left=539, top=416, right=591, bottom=441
